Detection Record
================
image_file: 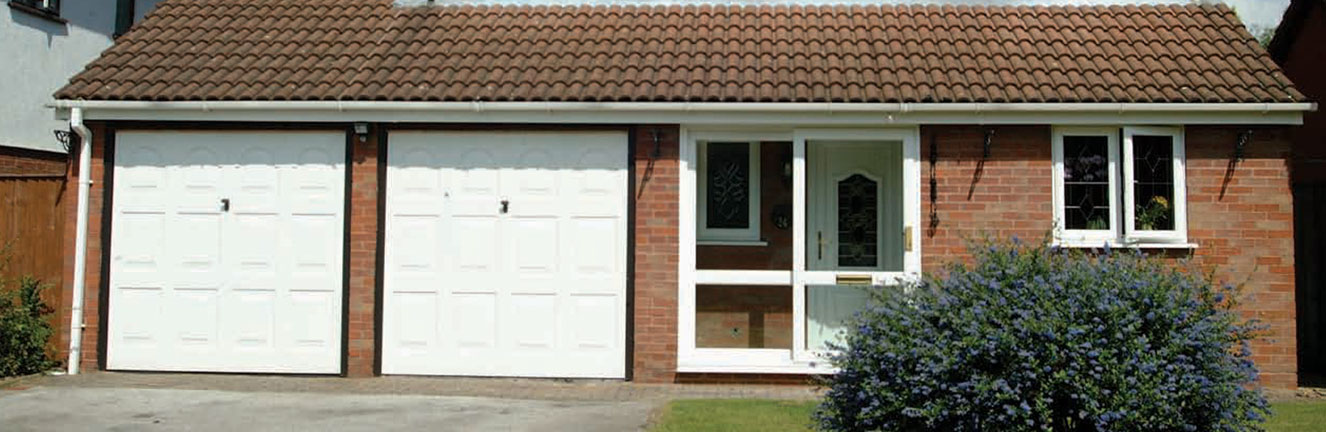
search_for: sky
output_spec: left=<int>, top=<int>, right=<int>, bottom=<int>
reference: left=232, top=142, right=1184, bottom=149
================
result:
left=941, top=0, right=1291, bottom=31
left=419, top=0, right=1293, bottom=31
left=814, top=1, right=1291, bottom=31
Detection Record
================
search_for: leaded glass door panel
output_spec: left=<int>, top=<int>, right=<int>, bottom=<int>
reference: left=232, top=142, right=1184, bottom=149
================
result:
left=806, top=141, right=904, bottom=272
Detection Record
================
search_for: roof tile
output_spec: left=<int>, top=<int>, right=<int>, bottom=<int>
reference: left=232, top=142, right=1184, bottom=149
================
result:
left=56, top=1, right=1304, bottom=103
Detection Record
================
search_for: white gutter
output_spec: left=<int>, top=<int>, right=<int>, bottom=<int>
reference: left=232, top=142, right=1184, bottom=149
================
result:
left=48, top=100, right=1318, bottom=113
left=67, top=107, right=92, bottom=375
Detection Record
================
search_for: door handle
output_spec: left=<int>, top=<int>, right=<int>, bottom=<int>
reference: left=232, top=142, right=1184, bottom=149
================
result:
left=220, top=198, right=230, bottom=212
left=500, top=199, right=509, bottom=214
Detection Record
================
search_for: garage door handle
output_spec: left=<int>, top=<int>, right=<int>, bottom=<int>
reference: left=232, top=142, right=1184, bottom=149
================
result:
left=500, top=199, right=509, bottom=214
left=220, top=198, right=230, bottom=212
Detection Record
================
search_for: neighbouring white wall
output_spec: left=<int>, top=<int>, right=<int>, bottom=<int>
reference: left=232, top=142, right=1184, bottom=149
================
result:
left=0, top=0, right=116, bottom=153
left=134, top=0, right=164, bottom=23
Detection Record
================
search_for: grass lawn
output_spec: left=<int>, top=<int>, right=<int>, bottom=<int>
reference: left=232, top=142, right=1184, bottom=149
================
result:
left=1266, top=401, right=1326, bottom=432
left=650, top=399, right=1326, bottom=432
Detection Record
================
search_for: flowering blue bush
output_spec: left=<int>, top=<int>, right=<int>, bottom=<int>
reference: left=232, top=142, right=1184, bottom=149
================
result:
left=816, top=239, right=1268, bottom=432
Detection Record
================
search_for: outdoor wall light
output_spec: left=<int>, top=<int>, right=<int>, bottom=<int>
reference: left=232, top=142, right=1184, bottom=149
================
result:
left=982, top=128, right=996, bottom=159
left=1235, top=129, right=1253, bottom=162
left=354, top=122, right=370, bottom=142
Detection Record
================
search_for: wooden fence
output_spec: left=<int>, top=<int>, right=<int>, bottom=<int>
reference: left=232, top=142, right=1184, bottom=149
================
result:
left=0, top=174, right=66, bottom=308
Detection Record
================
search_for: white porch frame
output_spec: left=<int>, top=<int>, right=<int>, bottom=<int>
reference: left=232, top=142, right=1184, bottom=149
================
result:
left=678, top=126, right=922, bottom=374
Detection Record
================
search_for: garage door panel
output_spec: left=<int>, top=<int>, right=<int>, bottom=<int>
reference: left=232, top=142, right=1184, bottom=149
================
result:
left=170, top=287, right=220, bottom=348
left=451, top=217, right=499, bottom=272
left=285, top=290, right=337, bottom=350
left=453, top=293, right=498, bottom=348
left=109, top=131, right=345, bottom=374
left=384, top=131, right=626, bottom=378
left=568, top=217, right=620, bottom=277
left=223, top=289, right=276, bottom=350
left=230, top=213, right=279, bottom=279
left=109, top=286, right=164, bottom=347
left=508, top=294, right=557, bottom=349
left=390, top=215, right=439, bottom=273
left=392, top=291, right=439, bottom=352
left=113, top=212, right=165, bottom=277
left=511, top=217, right=559, bottom=275
left=168, top=212, right=223, bottom=284
left=567, top=294, right=618, bottom=349
left=115, top=145, right=167, bottom=210
left=287, top=214, right=339, bottom=277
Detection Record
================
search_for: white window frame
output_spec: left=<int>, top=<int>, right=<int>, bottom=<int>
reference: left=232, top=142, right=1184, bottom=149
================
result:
left=1123, top=126, right=1188, bottom=245
left=1052, top=127, right=1121, bottom=246
left=678, top=127, right=922, bottom=374
left=696, top=139, right=762, bottom=244
left=1052, top=126, right=1189, bottom=247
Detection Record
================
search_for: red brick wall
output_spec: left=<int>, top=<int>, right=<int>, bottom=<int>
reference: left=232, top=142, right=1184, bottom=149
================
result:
left=919, top=124, right=1297, bottom=388
left=0, top=145, right=65, bottom=176
left=346, top=129, right=379, bottom=377
left=1185, top=126, right=1297, bottom=388
left=921, top=125, right=1055, bottom=268
left=632, top=125, right=680, bottom=383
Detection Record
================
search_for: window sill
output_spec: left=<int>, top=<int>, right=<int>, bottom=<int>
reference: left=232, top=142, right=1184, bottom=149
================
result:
left=1054, top=240, right=1198, bottom=250
left=8, top=1, right=65, bottom=24
left=697, top=240, right=768, bottom=247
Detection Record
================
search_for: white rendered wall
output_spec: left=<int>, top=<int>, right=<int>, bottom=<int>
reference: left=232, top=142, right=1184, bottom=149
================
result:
left=0, top=0, right=162, bottom=153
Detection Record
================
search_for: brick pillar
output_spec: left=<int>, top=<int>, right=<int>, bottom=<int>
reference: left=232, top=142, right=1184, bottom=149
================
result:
left=345, top=127, right=381, bottom=377
left=58, top=122, right=109, bottom=372
left=631, top=125, right=680, bottom=383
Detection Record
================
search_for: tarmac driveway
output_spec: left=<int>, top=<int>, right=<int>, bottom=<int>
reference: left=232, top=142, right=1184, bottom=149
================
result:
left=0, top=386, right=657, bottom=431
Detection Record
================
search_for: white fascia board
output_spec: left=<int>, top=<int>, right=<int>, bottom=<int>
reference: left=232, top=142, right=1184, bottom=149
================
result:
left=51, top=100, right=1313, bottom=125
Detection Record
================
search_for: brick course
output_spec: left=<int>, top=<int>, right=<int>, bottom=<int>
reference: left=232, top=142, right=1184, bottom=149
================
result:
left=0, top=145, right=65, bottom=176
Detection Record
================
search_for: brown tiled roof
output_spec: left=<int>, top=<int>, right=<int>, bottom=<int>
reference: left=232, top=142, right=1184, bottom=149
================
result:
left=55, top=1, right=1305, bottom=103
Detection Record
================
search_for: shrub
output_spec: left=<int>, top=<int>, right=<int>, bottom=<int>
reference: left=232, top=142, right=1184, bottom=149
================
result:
left=816, top=238, right=1269, bottom=432
left=0, top=276, right=56, bottom=377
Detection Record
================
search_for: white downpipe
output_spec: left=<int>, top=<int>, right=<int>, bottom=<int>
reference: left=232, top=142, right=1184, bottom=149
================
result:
left=67, top=107, right=92, bottom=375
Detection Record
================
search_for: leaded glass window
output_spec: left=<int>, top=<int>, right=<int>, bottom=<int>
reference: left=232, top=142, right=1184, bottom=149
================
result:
left=1062, top=136, right=1111, bottom=230
left=837, top=174, right=878, bottom=267
left=1131, top=135, right=1175, bottom=231
left=704, top=142, right=751, bottom=229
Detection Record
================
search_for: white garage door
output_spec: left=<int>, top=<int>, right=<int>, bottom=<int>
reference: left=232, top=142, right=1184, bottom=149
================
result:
left=383, top=131, right=627, bottom=378
left=108, top=131, right=345, bottom=373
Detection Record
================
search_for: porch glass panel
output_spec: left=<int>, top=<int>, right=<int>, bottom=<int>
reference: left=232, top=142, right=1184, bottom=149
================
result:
left=697, top=141, right=793, bottom=270
left=695, top=285, right=793, bottom=349
left=805, top=284, right=873, bottom=351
